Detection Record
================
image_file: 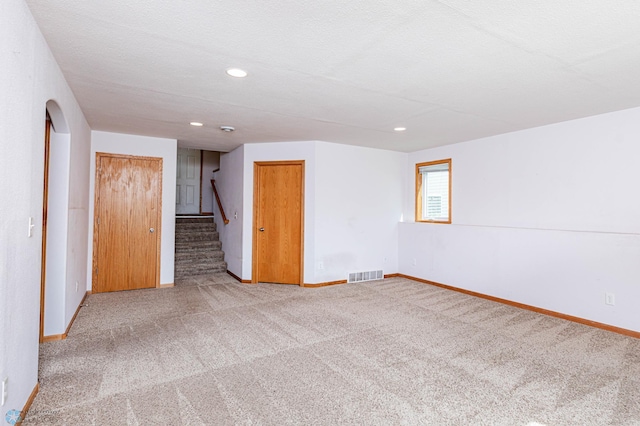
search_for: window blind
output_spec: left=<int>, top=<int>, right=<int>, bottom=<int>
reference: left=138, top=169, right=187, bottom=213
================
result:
left=419, top=163, right=449, bottom=221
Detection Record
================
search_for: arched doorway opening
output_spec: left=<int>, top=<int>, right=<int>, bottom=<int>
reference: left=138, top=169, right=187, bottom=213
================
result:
left=40, top=100, right=71, bottom=342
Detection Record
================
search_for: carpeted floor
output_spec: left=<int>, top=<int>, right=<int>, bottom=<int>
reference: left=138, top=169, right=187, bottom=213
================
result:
left=24, top=274, right=640, bottom=425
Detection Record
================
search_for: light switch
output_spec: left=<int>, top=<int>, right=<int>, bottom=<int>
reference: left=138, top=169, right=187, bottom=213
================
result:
left=1, top=377, right=8, bottom=406
left=28, top=217, right=35, bottom=237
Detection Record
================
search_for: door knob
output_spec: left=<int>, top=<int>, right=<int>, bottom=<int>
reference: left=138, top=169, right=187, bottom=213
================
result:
left=259, top=227, right=264, bottom=232
left=149, top=228, right=155, bottom=233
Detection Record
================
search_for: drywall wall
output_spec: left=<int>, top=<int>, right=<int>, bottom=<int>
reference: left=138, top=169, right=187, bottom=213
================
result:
left=313, top=142, right=405, bottom=283
left=201, top=150, right=221, bottom=214
left=213, top=146, right=244, bottom=278
left=48, top=99, right=90, bottom=343
left=89, top=131, right=177, bottom=285
left=43, top=128, right=70, bottom=336
left=214, top=141, right=405, bottom=284
left=0, top=0, right=91, bottom=413
left=400, top=106, right=640, bottom=332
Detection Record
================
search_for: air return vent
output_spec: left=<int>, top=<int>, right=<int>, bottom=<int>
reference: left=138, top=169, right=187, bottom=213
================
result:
left=348, top=270, right=383, bottom=283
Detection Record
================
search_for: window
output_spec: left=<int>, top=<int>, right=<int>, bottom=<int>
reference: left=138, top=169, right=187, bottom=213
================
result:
left=416, top=159, right=451, bottom=223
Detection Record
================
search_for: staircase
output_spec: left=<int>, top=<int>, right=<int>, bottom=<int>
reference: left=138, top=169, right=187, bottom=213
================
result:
left=174, top=217, right=227, bottom=279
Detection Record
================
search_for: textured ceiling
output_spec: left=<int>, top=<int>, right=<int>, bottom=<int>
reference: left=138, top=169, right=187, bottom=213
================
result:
left=26, top=0, right=640, bottom=152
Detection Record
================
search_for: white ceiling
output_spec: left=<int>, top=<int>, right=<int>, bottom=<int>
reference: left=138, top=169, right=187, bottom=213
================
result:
left=26, top=0, right=640, bottom=152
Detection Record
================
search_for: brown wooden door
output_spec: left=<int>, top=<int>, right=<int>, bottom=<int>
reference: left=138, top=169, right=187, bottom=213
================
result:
left=253, top=161, right=304, bottom=285
left=93, top=153, right=162, bottom=293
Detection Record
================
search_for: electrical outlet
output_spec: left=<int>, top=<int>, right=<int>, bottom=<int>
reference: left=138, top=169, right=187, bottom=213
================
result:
left=412, top=258, right=417, bottom=266
left=1, top=377, right=8, bottom=406
left=318, top=261, right=324, bottom=270
left=605, top=292, right=615, bottom=306
left=75, top=281, right=79, bottom=292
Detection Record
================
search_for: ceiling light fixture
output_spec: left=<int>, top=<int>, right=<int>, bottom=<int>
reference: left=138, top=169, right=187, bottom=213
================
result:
left=394, top=127, right=407, bottom=132
left=190, top=122, right=204, bottom=127
left=226, top=68, right=248, bottom=78
left=220, top=126, right=235, bottom=132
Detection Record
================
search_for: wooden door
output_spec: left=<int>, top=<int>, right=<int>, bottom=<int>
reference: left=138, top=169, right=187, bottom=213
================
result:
left=252, top=161, right=304, bottom=285
left=176, top=148, right=201, bottom=214
left=93, top=153, right=162, bottom=293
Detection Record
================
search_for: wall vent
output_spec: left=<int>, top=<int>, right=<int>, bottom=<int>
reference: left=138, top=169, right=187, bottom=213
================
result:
left=348, top=270, right=384, bottom=283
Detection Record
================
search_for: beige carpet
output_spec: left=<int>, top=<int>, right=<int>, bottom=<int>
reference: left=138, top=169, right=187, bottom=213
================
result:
left=24, top=274, right=640, bottom=425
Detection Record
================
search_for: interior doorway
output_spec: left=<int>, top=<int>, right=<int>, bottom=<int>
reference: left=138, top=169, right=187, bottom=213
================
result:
left=40, top=101, right=71, bottom=341
left=175, top=148, right=221, bottom=216
left=252, top=161, right=305, bottom=285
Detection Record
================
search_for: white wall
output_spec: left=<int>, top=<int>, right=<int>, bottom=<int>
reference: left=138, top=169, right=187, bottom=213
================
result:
left=213, top=146, right=244, bottom=277
left=400, top=106, right=640, bottom=332
left=43, top=128, right=70, bottom=336
left=0, top=0, right=91, bottom=412
left=201, top=150, right=221, bottom=214
left=313, top=142, right=405, bottom=282
left=215, top=141, right=405, bottom=284
left=89, top=131, right=177, bottom=285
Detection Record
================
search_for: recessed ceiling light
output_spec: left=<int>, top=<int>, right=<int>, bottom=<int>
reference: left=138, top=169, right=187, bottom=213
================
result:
left=220, top=126, right=235, bottom=132
left=226, top=68, right=248, bottom=78
left=394, top=127, right=407, bottom=132
left=190, top=122, right=204, bottom=127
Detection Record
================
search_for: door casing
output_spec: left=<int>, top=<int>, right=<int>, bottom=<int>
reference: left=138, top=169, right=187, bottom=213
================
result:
left=39, top=117, right=51, bottom=343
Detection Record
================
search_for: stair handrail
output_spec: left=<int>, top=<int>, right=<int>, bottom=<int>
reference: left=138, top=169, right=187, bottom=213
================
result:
left=211, top=179, right=230, bottom=225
